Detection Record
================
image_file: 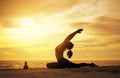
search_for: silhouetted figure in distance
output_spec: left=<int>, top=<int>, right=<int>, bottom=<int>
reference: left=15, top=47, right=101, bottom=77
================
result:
left=23, top=61, right=28, bottom=70
left=46, top=29, right=98, bottom=69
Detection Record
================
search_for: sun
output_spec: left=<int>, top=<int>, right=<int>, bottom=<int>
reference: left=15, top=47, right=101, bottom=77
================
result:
left=18, top=18, right=37, bottom=28
left=6, top=17, right=67, bottom=45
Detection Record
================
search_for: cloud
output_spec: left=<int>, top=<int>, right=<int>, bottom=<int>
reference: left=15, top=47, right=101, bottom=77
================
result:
left=0, top=47, right=26, bottom=53
left=0, top=20, right=20, bottom=28
left=0, top=0, right=81, bottom=18
left=70, top=16, right=120, bottom=35
left=0, top=47, right=29, bottom=59
left=0, top=0, right=82, bottom=28
left=74, top=36, right=120, bottom=48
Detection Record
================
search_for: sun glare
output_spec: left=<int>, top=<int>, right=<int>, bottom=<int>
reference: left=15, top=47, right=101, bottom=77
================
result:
left=5, top=17, right=69, bottom=46
left=18, top=18, right=37, bottom=28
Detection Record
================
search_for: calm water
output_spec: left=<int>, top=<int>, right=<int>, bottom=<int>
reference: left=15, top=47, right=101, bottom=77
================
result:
left=0, top=60, right=120, bottom=69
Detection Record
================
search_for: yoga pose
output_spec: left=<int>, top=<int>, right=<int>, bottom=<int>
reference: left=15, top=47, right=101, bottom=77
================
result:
left=46, top=29, right=97, bottom=69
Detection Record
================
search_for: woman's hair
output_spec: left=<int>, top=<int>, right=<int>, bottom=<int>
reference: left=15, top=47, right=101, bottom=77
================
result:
left=67, top=50, right=73, bottom=59
left=65, top=42, right=74, bottom=49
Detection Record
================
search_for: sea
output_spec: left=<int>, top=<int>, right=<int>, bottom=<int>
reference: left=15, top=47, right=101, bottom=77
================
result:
left=0, top=60, right=120, bottom=69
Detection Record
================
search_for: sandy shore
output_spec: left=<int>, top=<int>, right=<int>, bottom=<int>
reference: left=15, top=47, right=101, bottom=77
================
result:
left=0, top=66, right=120, bottom=78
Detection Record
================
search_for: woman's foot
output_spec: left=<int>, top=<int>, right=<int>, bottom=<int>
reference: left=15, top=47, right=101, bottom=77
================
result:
left=90, top=63, right=98, bottom=67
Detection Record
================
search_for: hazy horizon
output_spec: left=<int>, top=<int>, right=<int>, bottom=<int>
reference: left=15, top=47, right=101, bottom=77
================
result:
left=0, top=0, right=120, bottom=60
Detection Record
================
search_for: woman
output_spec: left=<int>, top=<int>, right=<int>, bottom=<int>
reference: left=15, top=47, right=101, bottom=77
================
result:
left=46, top=29, right=98, bottom=69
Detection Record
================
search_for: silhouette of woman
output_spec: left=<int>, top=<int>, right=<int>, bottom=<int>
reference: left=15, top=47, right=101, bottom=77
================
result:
left=46, top=29, right=98, bottom=69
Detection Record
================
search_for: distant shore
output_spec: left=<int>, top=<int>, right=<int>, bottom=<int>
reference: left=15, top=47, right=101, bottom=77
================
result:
left=0, top=60, right=120, bottom=69
left=0, top=66, right=119, bottom=78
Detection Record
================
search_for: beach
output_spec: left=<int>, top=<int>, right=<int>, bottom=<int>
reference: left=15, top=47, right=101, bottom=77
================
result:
left=0, top=66, right=120, bottom=78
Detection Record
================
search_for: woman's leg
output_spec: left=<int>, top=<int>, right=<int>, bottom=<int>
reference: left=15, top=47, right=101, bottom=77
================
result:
left=62, top=59, right=98, bottom=68
left=78, top=63, right=98, bottom=67
left=46, top=62, right=65, bottom=69
left=46, top=60, right=98, bottom=69
left=58, top=59, right=81, bottom=68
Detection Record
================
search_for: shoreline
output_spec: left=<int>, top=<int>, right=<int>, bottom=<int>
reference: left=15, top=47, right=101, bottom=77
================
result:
left=0, top=66, right=120, bottom=78
left=0, top=66, right=120, bottom=72
left=0, top=65, right=120, bottom=70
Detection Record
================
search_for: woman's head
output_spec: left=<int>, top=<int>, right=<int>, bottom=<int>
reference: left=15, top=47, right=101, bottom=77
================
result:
left=65, top=42, right=74, bottom=49
left=67, top=50, right=73, bottom=59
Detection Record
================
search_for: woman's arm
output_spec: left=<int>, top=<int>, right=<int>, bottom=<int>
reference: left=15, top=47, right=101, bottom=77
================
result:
left=63, top=29, right=83, bottom=43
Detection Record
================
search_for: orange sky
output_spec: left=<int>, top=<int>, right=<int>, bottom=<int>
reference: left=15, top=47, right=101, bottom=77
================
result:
left=0, top=0, right=120, bottom=60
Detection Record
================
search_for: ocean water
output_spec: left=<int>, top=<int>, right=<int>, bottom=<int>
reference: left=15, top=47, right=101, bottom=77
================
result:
left=0, top=60, right=120, bottom=69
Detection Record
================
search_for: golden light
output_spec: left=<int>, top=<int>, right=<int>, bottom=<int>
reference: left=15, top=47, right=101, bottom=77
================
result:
left=18, top=18, right=37, bottom=28
left=5, top=17, right=69, bottom=47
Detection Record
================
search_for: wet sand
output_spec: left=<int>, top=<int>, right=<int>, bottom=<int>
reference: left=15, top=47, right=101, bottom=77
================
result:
left=0, top=66, right=120, bottom=78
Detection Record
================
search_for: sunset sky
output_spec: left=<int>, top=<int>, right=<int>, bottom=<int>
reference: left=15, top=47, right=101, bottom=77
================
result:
left=0, top=0, right=120, bottom=60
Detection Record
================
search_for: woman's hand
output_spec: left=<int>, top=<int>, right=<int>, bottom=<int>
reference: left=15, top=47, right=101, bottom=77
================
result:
left=76, top=29, right=83, bottom=33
